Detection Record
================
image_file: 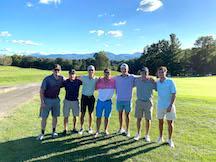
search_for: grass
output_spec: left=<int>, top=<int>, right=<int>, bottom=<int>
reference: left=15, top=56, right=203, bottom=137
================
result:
left=0, top=66, right=120, bottom=86
left=0, top=66, right=216, bottom=162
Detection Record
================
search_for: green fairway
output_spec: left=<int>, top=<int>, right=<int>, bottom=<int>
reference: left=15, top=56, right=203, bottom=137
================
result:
left=0, top=67, right=216, bottom=162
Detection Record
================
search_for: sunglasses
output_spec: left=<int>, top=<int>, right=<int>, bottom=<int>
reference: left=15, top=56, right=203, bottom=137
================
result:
left=88, top=69, right=94, bottom=71
left=104, top=71, right=110, bottom=74
left=54, top=69, right=60, bottom=71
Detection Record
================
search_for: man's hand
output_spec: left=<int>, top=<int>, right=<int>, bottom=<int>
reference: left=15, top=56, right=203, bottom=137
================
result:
left=167, top=105, right=173, bottom=112
left=41, top=102, right=46, bottom=109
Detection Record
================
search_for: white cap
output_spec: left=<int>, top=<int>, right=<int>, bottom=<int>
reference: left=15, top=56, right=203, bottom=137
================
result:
left=87, top=65, right=95, bottom=71
left=120, top=63, right=129, bottom=70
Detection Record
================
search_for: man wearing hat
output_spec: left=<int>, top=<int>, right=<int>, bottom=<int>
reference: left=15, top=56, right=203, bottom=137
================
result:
left=37, top=64, right=64, bottom=141
left=78, top=65, right=98, bottom=135
left=62, top=69, right=82, bottom=136
left=134, top=67, right=156, bottom=142
left=114, top=63, right=137, bottom=137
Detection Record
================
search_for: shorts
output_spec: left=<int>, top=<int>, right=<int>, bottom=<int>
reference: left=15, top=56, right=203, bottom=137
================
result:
left=96, top=99, right=112, bottom=118
left=81, top=95, right=95, bottom=114
left=157, top=106, right=176, bottom=120
left=40, top=97, right=60, bottom=118
left=116, top=100, right=131, bottom=113
left=63, top=99, right=80, bottom=117
left=135, top=99, right=153, bottom=120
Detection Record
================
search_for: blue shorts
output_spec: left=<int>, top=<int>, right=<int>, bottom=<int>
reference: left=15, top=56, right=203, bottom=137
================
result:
left=116, top=101, right=131, bottom=113
left=96, top=99, right=112, bottom=118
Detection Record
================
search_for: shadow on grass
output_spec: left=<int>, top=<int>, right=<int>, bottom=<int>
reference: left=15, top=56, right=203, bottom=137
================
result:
left=0, top=133, right=166, bottom=162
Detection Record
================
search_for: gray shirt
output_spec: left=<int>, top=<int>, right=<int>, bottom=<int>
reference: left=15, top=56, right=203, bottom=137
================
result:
left=135, top=78, right=156, bottom=101
left=41, top=74, right=64, bottom=98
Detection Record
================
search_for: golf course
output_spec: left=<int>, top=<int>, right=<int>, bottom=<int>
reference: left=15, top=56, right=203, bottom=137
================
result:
left=0, top=66, right=215, bottom=162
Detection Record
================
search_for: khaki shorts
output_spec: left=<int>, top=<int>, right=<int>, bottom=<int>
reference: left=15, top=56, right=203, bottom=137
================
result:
left=135, top=99, right=153, bottom=120
left=157, top=106, right=176, bottom=120
left=63, top=99, right=80, bottom=117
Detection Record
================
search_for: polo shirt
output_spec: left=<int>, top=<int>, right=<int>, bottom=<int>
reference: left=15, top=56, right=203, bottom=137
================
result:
left=63, top=79, right=82, bottom=101
left=157, top=78, right=176, bottom=109
left=81, top=75, right=98, bottom=96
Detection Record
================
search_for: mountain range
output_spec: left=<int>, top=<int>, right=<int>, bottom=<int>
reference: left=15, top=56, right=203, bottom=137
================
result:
left=31, top=52, right=142, bottom=61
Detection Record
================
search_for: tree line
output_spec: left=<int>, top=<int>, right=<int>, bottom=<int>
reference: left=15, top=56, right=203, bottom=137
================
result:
left=1, top=34, right=216, bottom=76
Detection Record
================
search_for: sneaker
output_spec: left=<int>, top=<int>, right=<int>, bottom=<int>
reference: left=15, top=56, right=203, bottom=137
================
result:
left=71, top=129, right=78, bottom=134
left=117, top=128, right=125, bottom=134
left=78, top=128, right=84, bottom=135
left=125, top=131, right=130, bottom=137
left=157, top=136, right=164, bottom=144
left=36, top=134, right=44, bottom=141
left=144, top=135, right=151, bottom=142
left=52, top=132, right=58, bottom=138
left=88, top=128, right=94, bottom=134
left=62, top=130, right=67, bottom=136
left=94, top=132, right=99, bottom=138
left=104, top=130, right=109, bottom=136
left=134, top=133, right=140, bottom=141
left=167, top=139, right=175, bottom=148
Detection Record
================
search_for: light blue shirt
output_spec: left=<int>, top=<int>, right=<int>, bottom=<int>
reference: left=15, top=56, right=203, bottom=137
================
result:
left=157, top=78, right=176, bottom=109
left=81, top=76, right=98, bottom=96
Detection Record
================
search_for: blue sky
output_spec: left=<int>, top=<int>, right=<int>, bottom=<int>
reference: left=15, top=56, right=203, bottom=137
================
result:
left=0, top=0, right=216, bottom=55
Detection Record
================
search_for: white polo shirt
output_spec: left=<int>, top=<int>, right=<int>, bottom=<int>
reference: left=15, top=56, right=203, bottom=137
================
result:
left=156, top=78, right=176, bottom=110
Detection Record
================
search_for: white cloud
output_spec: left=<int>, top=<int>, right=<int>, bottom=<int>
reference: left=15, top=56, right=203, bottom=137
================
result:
left=108, top=30, right=123, bottom=38
left=98, top=13, right=115, bottom=18
left=0, top=48, right=12, bottom=52
left=104, top=44, right=109, bottom=48
left=39, top=0, right=61, bottom=5
left=26, top=2, right=33, bottom=7
left=137, top=0, right=163, bottom=12
left=0, top=31, right=12, bottom=37
left=113, top=21, right=127, bottom=26
left=11, top=40, right=41, bottom=46
left=89, top=30, right=105, bottom=36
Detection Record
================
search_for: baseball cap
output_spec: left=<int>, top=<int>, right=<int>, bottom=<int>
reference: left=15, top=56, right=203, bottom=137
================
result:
left=69, top=69, right=76, bottom=74
left=87, top=65, right=95, bottom=71
left=53, top=64, right=61, bottom=70
left=140, top=67, right=149, bottom=73
left=120, top=63, right=129, bottom=70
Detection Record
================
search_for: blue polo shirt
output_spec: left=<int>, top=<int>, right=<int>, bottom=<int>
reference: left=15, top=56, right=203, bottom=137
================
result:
left=63, top=79, right=82, bottom=101
left=157, top=78, right=176, bottom=110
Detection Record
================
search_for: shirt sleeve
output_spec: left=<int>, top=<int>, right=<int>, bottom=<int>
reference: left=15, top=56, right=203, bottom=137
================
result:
left=41, top=77, right=47, bottom=91
left=170, top=80, right=176, bottom=94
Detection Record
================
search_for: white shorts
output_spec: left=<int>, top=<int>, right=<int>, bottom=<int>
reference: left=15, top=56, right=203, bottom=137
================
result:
left=157, top=106, right=176, bottom=120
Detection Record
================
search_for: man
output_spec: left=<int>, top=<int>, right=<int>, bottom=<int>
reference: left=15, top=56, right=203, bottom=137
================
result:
left=134, top=67, right=156, bottom=142
left=78, top=65, right=98, bottom=135
left=94, top=68, right=115, bottom=138
left=114, top=63, right=136, bottom=137
left=37, top=64, right=64, bottom=141
left=62, top=69, right=82, bottom=136
left=156, top=66, right=177, bottom=148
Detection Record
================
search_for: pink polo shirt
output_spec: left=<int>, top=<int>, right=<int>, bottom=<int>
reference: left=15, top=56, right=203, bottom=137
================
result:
left=96, top=77, right=115, bottom=101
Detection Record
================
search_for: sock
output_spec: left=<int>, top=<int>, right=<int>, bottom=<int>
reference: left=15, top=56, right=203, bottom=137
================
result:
left=53, top=128, right=56, bottom=133
left=41, top=129, right=45, bottom=135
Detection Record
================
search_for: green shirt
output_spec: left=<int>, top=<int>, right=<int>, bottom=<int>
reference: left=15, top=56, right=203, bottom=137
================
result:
left=135, top=78, right=156, bottom=101
left=81, top=75, right=98, bottom=96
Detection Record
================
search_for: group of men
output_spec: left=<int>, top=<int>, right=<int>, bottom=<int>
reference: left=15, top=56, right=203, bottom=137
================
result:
left=37, top=63, right=177, bottom=148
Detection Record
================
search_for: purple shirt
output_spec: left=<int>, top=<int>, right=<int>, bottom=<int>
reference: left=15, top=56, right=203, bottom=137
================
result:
left=114, top=74, right=135, bottom=101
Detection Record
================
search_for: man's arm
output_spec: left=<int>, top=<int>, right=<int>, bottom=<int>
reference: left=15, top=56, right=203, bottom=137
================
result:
left=40, top=88, right=46, bottom=108
left=167, top=93, right=176, bottom=112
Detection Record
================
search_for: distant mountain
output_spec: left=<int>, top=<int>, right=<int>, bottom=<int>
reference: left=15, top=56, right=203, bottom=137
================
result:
left=31, top=52, right=142, bottom=61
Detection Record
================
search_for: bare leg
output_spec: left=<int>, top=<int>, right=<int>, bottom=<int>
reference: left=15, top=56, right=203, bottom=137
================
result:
left=118, top=110, right=123, bottom=130
left=145, top=119, right=151, bottom=136
left=159, top=119, right=164, bottom=137
left=64, top=117, right=68, bottom=131
left=88, top=112, right=93, bottom=129
left=80, top=112, right=85, bottom=129
left=136, top=118, right=142, bottom=134
left=167, top=120, right=174, bottom=139
left=104, top=118, right=109, bottom=132
left=125, top=112, right=130, bottom=132
left=96, top=118, right=101, bottom=132
left=41, top=118, right=47, bottom=133
left=52, top=117, right=57, bottom=131
left=73, top=116, right=77, bottom=130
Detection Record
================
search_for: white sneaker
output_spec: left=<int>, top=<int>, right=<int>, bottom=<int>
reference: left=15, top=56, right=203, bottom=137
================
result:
left=36, top=134, right=44, bottom=141
left=78, top=128, right=84, bottom=135
left=88, top=128, right=93, bottom=134
left=167, top=139, right=175, bottom=148
left=157, top=136, right=164, bottom=144
left=134, top=133, right=140, bottom=141
left=118, top=128, right=125, bottom=134
left=145, top=135, right=151, bottom=142
left=104, top=130, right=109, bottom=136
left=94, top=132, right=99, bottom=138
left=52, top=132, right=58, bottom=138
left=125, top=131, right=130, bottom=137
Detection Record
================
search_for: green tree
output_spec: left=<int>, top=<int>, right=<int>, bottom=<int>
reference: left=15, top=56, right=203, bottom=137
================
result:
left=94, top=51, right=110, bottom=70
